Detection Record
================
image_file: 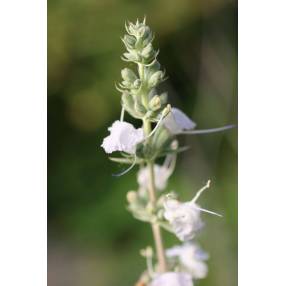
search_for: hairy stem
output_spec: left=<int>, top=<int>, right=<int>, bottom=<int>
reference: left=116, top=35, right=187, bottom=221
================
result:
left=143, top=119, right=167, bottom=273
left=138, top=63, right=149, bottom=108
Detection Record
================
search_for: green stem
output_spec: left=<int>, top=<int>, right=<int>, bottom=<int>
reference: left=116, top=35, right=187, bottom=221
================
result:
left=143, top=119, right=167, bottom=273
left=138, top=63, right=149, bottom=108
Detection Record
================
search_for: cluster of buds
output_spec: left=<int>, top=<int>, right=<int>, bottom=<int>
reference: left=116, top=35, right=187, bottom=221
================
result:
left=101, top=18, right=234, bottom=286
left=122, top=18, right=158, bottom=64
left=117, top=19, right=167, bottom=122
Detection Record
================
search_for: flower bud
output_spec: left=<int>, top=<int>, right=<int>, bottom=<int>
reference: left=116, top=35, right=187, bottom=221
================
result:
left=121, top=93, right=147, bottom=119
left=140, top=246, right=153, bottom=257
left=121, top=68, right=137, bottom=83
left=170, top=139, right=179, bottom=150
left=127, top=191, right=137, bottom=204
left=133, top=79, right=141, bottom=89
left=123, top=51, right=141, bottom=62
left=123, top=35, right=136, bottom=49
left=128, top=23, right=137, bottom=35
left=148, top=71, right=164, bottom=88
left=141, top=43, right=153, bottom=58
left=149, top=95, right=161, bottom=111
left=159, top=92, right=168, bottom=105
left=142, top=27, right=153, bottom=44
left=162, top=104, right=171, bottom=117
left=145, top=246, right=153, bottom=257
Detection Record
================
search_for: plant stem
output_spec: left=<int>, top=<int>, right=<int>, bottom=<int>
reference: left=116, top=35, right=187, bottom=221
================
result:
left=143, top=119, right=167, bottom=273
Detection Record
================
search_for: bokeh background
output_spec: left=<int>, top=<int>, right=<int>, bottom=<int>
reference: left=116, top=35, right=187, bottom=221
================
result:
left=48, top=0, right=237, bottom=285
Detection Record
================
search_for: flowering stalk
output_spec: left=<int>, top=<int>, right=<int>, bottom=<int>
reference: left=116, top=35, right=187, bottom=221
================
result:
left=101, top=18, right=234, bottom=286
left=144, top=118, right=167, bottom=272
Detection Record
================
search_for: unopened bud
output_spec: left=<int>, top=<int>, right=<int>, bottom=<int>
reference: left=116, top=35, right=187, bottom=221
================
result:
left=159, top=92, right=168, bottom=105
left=121, top=68, right=137, bottom=82
left=141, top=43, right=153, bottom=58
left=126, top=191, right=137, bottom=204
left=149, top=95, right=161, bottom=111
left=170, top=139, right=179, bottom=150
left=140, top=246, right=153, bottom=257
left=128, top=23, right=137, bottom=35
left=133, top=79, right=141, bottom=89
left=145, top=246, right=153, bottom=257
left=162, top=104, right=171, bottom=117
left=148, top=71, right=164, bottom=88
left=142, top=28, right=153, bottom=45
left=123, top=35, right=136, bottom=48
left=123, top=51, right=140, bottom=62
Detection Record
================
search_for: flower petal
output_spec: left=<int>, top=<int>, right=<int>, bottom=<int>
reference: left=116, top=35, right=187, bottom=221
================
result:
left=163, top=108, right=196, bottom=134
left=166, top=243, right=209, bottom=280
left=101, top=120, right=144, bottom=154
left=151, top=272, right=193, bottom=286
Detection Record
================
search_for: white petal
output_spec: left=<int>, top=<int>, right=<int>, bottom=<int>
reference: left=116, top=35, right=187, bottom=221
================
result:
left=151, top=272, right=193, bottom=286
left=137, top=164, right=170, bottom=191
left=163, top=199, right=204, bottom=241
left=163, top=108, right=196, bottom=134
left=101, top=120, right=144, bottom=154
left=166, top=245, right=184, bottom=257
left=166, top=243, right=209, bottom=280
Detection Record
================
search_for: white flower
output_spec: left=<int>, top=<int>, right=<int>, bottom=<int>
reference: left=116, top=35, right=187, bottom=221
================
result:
left=137, top=164, right=169, bottom=191
left=163, top=107, right=234, bottom=136
left=150, top=272, right=193, bottom=286
left=164, top=199, right=204, bottom=241
left=137, top=154, right=175, bottom=191
left=163, top=107, right=196, bottom=135
left=166, top=243, right=209, bottom=279
left=101, top=120, right=144, bottom=154
left=163, top=180, right=221, bottom=241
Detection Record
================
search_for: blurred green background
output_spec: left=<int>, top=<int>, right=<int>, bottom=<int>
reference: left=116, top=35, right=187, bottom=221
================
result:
left=48, top=0, right=237, bottom=285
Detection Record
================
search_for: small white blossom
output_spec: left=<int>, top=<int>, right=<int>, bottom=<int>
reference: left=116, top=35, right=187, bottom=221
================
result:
left=163, top=107, right=234, bottom=136
left=163, top=181, right=221, bottom=241
left=101, top=120, right=144, bottom=154
left=137, top=164, right=169, bottom=191
left=164, top=199, right=204, bottom=241
left=166, top=243, right=209, bottom=279
left=163, top=107, right=196, bottom=135
left=137, top=154, right=175, bottom=191
left=150, top=272, right=193, bottom=286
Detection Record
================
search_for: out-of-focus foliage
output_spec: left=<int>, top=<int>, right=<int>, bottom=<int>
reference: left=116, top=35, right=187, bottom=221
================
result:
left=48, top=0, right=237, bottom=285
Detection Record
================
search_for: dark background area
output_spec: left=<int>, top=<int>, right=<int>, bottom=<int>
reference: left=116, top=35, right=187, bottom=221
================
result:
left=48, top=0, right=237, bottom=285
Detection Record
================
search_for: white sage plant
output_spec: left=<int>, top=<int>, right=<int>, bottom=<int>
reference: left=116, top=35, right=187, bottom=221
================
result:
left=101, top=18, right=234, bottom=286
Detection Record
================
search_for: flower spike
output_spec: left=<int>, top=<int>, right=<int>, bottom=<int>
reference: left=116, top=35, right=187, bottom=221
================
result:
left=101, top=18, right=234, bottom=282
